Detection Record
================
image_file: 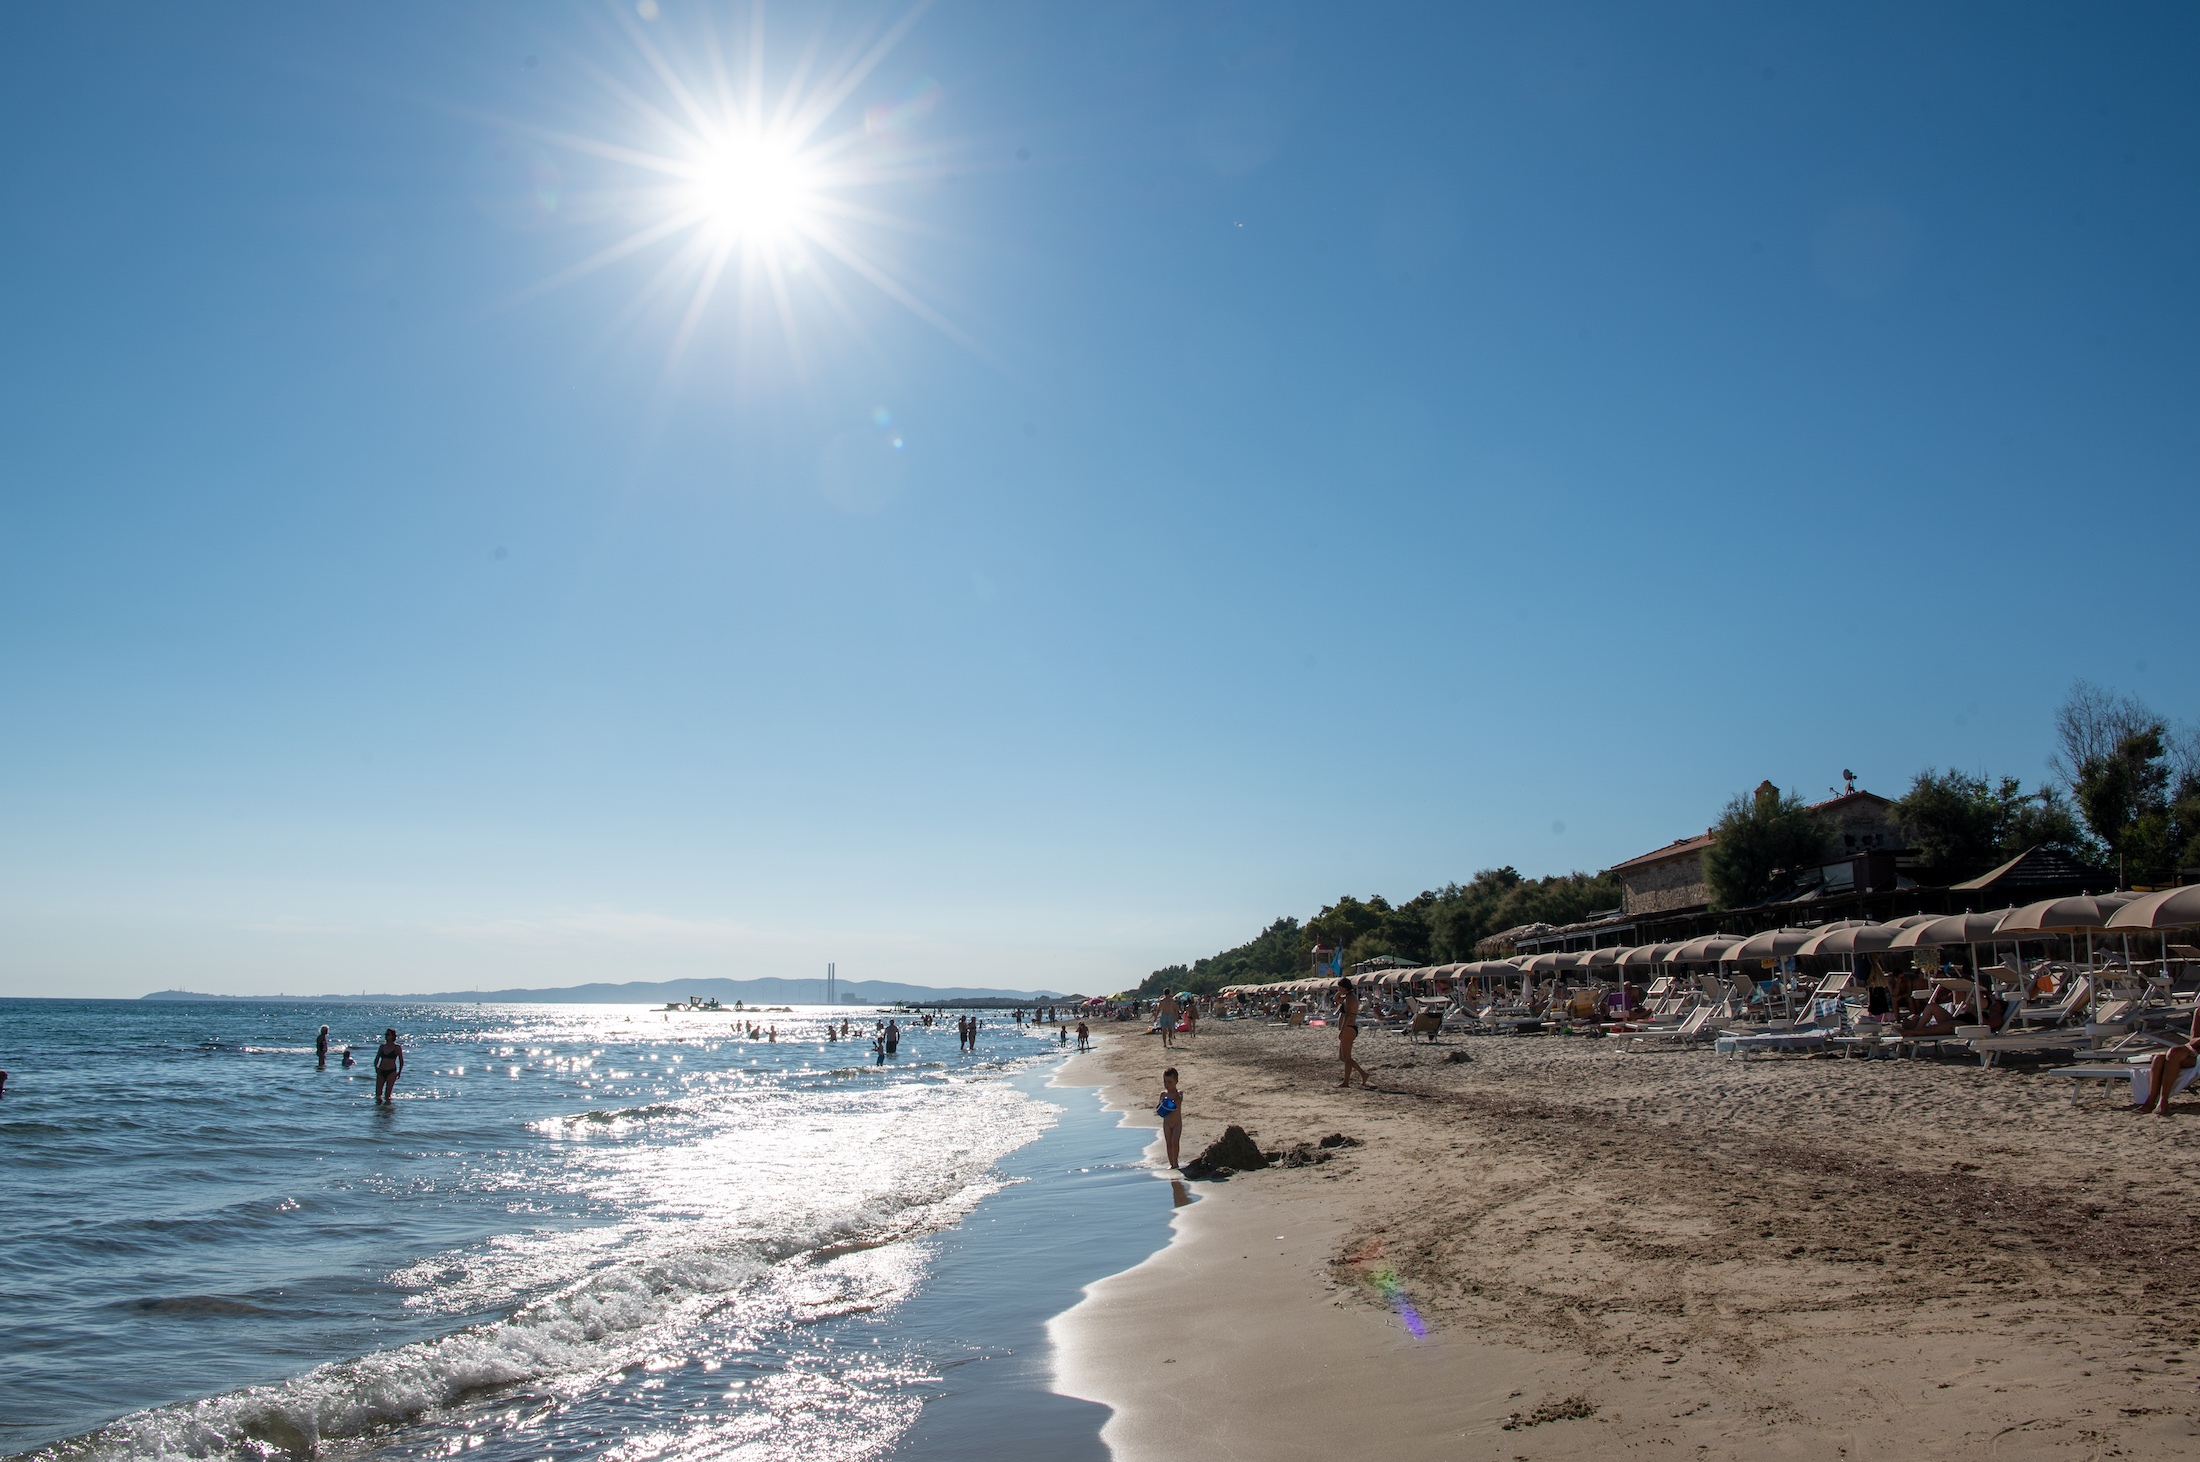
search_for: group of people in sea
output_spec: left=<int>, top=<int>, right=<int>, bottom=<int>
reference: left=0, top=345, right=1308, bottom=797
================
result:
left=295, top=1001, right=1105, bottom=1108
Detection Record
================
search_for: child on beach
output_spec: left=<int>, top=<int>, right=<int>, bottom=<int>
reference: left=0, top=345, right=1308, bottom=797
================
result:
left=1156, top=1068, right=1183, bottom=1169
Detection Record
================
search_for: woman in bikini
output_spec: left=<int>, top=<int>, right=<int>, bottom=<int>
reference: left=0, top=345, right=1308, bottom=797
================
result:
left=1335, top=978, right=1370, bottom=1089
left=2133, top=1006, right=2200, bottom=1117
left=372, top=1028, right=404, bottom=1104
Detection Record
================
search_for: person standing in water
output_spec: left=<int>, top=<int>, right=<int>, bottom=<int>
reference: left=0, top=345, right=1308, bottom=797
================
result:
left=315, top=1026, right=330, bottom=1068
left=1334, top=978, right=1370, bottom=1089
left=372, top=1028, right=404, bottom=1103
left=1156, top=1068, right=1183, bottom=1169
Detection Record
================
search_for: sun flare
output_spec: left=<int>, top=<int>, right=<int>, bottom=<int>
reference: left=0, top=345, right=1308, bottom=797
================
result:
left=489, top=4, right=969, bottom=382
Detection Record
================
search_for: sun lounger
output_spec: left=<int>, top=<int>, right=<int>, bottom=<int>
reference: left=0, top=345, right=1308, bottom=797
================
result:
left=1714, top=1030, right=1829, bottom=1059
left=2046, top=1059, right=2200, bottom=1107
left=1625, top=1004, right=1721, bottom=1049
left=2006, top=976, right=2092, bottom=1030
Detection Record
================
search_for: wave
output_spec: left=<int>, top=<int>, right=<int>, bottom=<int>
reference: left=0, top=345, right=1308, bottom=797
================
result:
left=544, top=1100, right=690, bottom=1129
left=28, top=1077, right=1056, bottom=1462
left=33, top=1220, right=944, bottom=1460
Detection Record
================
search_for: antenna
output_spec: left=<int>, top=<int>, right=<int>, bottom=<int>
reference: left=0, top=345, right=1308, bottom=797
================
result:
left=826, top=962, right=836, bottom=1006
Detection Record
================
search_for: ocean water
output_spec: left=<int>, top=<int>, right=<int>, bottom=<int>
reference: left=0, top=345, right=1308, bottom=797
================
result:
left=0, top=999, right=1167, bottom=1461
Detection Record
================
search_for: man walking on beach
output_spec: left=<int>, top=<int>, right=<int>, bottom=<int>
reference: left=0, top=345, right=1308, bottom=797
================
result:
left=1076, top=1021, right=1089, bottom=1052
left=1156, top=988, right=1179, bottom=1048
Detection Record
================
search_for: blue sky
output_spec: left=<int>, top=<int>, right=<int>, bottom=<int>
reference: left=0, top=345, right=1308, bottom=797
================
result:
left=3, top=2, right=2195, bottom=998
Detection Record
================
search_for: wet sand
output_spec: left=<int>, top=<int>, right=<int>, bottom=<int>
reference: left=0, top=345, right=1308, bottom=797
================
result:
left=1051, top=1020, right=2200, bottom=1458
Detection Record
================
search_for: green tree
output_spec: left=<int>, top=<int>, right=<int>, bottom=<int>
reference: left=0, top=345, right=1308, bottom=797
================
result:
left=1303, top=896, right=1390, bottom=967
left=1424, top=866, right=1621, bottom=957
left=1892, top=768, right=2091, bottom=879
left=1134, top=917, right=1303, bottom=998
left=2000, top=784, right=2089, bottom=862
left=2054, top=682, right=2200, bottom=884
left=1704, top=781, right=1834, bottom=909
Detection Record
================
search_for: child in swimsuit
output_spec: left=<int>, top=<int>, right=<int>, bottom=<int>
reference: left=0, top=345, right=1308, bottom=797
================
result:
left=1156, top=1068, right=1183, bottom=1168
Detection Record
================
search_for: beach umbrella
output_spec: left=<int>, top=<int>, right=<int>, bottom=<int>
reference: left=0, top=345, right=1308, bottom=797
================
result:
left=1580, top=946, right=1625, bottom=967
left=2107, top=888, right=2200, bottom=978
left=1888, top=909, right=2017, bottom=1011
left=1727, top=927, right=1835, bottom=963
left=1665, top=934, right=1744, bottom=965
left=1996, top=894, right=2135, bottom=935
left=1794, top=922, right=1906, bottom=958
left=2106, top=886, right=2200, bottom=930
left=1888, top=911, right=2013, bottom=948
left=1526, top=951, right=1584, bottom=974
left=1730, top=923, right=1861, bottom=1015
left=1997, top=893, right=2139, bottom=1011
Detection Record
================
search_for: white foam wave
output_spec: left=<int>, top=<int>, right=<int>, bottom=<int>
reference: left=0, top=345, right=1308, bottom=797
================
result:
left=28, top=1068, right=1058, bottom=1461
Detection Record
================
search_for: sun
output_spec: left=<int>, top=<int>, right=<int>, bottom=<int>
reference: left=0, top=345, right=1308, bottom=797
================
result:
left=486, top=4, right=973, bottom=381
left=687, top=132, right=816, bottom=248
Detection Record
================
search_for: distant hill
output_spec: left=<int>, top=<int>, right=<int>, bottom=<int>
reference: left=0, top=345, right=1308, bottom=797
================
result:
left=139, top=977, right=1076, bottom=1006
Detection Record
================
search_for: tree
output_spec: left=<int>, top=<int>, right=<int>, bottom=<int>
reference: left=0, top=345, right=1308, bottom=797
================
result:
left=1703, top=781, right=1834, bottom=909
left=2054, top=682, right=2200, bottom=885
left=2000, top=784, right=2090, bottom=863
left=1890, top=770, right=2003, bottom=875
left=1303, top=896, right=1391, bottom=967
left=1133, top=918, right=1302, bottom=998
left=1424, top=866, right=1621, bottom=958
left=1892, top=768, right=2091, bottom=879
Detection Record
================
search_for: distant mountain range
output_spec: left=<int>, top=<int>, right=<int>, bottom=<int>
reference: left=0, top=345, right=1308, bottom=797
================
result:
left=139, top=977, right=1077, bottom=1006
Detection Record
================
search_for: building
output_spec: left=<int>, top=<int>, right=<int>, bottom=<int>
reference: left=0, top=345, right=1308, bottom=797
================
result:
left=1604, top=783, right=1901, bottom=918
left=1606, top=831, right=1719, bottom=917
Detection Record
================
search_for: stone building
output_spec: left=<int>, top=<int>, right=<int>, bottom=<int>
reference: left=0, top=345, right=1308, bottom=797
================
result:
left=1606, top=831, right=1718, bottom=917
left=1604, top=784, right=1901, bottom=917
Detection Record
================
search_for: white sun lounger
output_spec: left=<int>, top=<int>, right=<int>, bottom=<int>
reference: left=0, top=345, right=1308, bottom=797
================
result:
left=2046, top=1060, right=2200, bottom=1107
left=1714, top=1030, right=1830, bottom=1059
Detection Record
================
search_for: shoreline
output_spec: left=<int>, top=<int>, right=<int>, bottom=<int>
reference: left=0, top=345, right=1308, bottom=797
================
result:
left=1049, top=1020, right=2200, bottom=1458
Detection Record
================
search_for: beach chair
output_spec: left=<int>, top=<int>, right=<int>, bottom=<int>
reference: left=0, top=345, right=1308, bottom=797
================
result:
left=2047, top=1057, right=2200, bottom=1108
left=1625, top=1002, right=1720, bottom=1050
left=2004, top=976, right=2093, bottom=1031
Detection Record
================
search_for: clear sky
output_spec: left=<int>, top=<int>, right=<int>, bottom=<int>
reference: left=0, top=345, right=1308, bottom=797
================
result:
left=3, top=2, right=2195, bottom=999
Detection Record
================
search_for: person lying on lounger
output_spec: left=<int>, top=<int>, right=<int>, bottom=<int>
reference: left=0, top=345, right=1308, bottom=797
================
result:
left=1899, top=990, right=1960, bottom=1038
left=2132, top=1008, right=2200, bottom=1117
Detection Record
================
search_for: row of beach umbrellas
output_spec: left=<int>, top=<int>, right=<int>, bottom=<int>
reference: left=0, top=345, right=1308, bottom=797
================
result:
left=1215, top=888, right=2200, bottom=997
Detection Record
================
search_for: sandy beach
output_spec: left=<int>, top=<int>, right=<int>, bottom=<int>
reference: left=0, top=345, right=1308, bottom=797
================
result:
left=1052, top=1021, right=2200, bottom=1459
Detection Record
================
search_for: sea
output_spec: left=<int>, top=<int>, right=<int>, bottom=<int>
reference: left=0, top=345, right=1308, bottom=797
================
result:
left=0, top=999, right=1173, bottom=1461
